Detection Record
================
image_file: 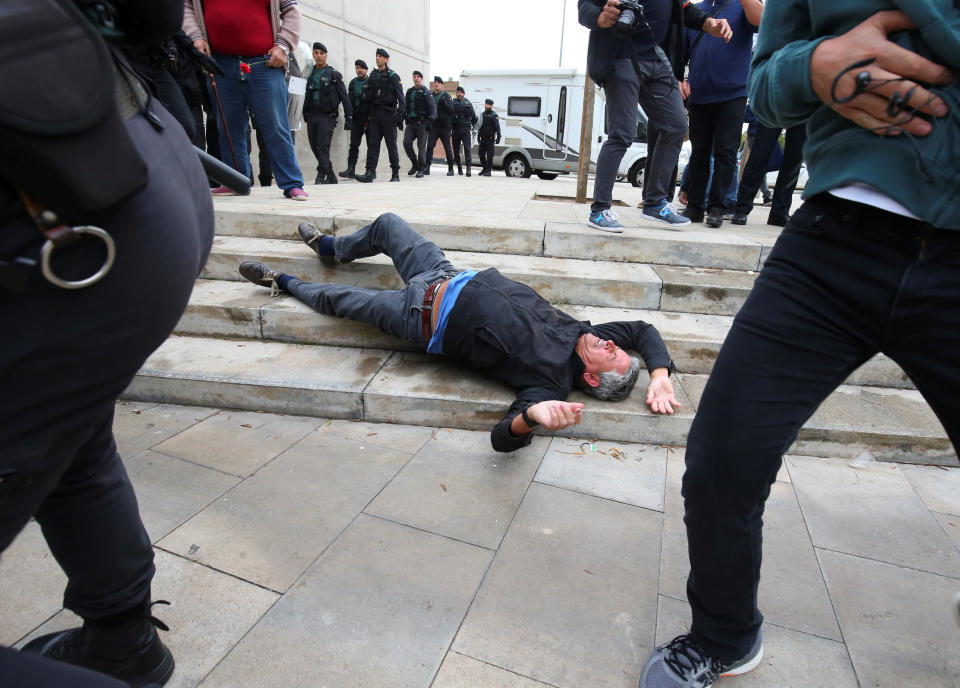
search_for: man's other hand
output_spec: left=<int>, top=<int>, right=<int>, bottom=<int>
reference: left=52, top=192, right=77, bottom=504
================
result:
left=680, top=80, right=691, bottom=100
left=646, top=369, right=681, bottom=415
left=527, top=400, right=585, bottom=431
left=268, top=45, right=288, bottom=68
left=598, top=0, right=622, bottom=29
left=810, top=10, right=951, bottom=137
left=703, top=17, right=732, bottom=43
left=194, top=38, right=211, bottom=56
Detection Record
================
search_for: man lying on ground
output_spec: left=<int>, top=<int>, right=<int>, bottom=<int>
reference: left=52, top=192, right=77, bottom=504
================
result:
left=238, top=212, right=681, bottom=451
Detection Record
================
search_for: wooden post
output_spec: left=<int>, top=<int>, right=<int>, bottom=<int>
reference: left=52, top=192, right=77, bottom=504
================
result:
left=576, top=75, right=595, bottom=204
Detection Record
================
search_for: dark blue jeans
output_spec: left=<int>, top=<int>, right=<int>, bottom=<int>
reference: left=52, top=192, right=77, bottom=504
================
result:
left=683, top=194, right=960, bottom=662
left=285, top=213, right=457, bottom=345
left=735, top=122, right=807, bottom=218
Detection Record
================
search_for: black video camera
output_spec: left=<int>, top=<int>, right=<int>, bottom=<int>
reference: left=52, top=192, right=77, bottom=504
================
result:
left=614, top=0, right=644, bottom=34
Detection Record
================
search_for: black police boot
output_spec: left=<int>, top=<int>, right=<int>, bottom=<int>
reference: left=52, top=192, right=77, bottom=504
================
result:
left=466, top=164, right=471, bottom=178
left=314, top=172, right=326, bottom=185
left=339, top=166, right=355, bottom=179
left=422, top=164, right=430, bottom=176
left=355, top=169, right=376, bottom=183
left=323, top=169, right=338, bottom=185
left=389, top=170, right=400, bottom=182
left=457, top=163, right=463, bottom=175
left=415, top=167, right=425, bottom=178
left=447, top=165, right=454, bottom=176
left=408, top=165, right=419, bottom=176
left=21, top=599, right=174, bottom=688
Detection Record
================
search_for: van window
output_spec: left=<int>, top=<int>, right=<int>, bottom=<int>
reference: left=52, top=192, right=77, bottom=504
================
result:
left=556, top=87, right=567, bottom=149
left=508, top=96, right=541, bottom=117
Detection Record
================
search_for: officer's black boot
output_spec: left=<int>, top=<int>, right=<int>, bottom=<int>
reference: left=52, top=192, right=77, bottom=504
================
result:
left=407, top=164, right=419, bottom=176
left=447, top=164, right=455, bottom=176
left=21, top=598, right=174, bottom=688
left=466, top=164, right=471, bottom=178
left=415, top=165, right=425, bottom=178
left=339, top=166, right=355, bottom=179
left=390, top=168, right=400, bottom=182
left=457, top=162, right=463, bottom=176
left=324, top=167, right=338, bottom=184
left=355, top=168, right=376, bottom=183
left=314, top=171, right=326, bottom=185
left=422, top=163, right=430, bottom=176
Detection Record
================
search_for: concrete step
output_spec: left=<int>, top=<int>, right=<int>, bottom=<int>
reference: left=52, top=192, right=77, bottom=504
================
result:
left=202, top=235, right=664, bottom=310
left=123, top=335, right=954, bottom=465
left=178, top=280, right=914, bottom=389
left=212, top=204, right=769, bottom=270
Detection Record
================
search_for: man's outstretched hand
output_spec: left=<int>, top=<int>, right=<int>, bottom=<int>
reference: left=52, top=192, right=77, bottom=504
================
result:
left=646, top=369, right=681, bottom=415
left=525, top=400, right=585, bottom=431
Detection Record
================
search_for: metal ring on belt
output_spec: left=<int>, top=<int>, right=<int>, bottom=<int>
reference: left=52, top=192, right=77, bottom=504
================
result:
left=41, top=225, right=116, bottom=289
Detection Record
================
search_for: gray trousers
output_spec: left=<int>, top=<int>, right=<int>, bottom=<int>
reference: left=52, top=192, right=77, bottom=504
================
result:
left=592, top=57, right=687, bottom=213
left=403, top=118, right=430, bottom=170
left=286, top=213, right=457, bottom=346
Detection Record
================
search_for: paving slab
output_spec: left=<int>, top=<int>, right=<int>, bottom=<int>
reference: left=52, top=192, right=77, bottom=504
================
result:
left=787, top=455, right=960, bottom=578
left=535, top=438, right=668, bottom=511
left=176, top=279, right=272, bottom=339
left=125, top=450, right=240, bottom=542
left=363, top=352, right=695, bottom=447
left=157, top=427, right=413, bottom=592
left=543, top=221, right=763, bottom=271
left=902, top=464, right=960, bottom=517
left=152, top=409, right=321, bottom=477
left=124, top=336, right=390, bottom=420
left=113, top=401, right=218, bottom=459
left=16, top=550, right=279, bottom=688
left=197, top=514, right=492, bottom=688
left=432, top=652, right=555, bottom=688
left=454, top=482, right=662, bottom=688
left=318, top=418, right=434, bottom=455
left=0, top=522, right=67, bottom=646
left=933, top=512, right=960, bottom=550
left=365, top=428, right=549, bottom=550
left=202, top=235, right=663, bottom=309
left=653, top=595, right=859, bottom=688
left=653, top=265, right=757, bottom=316
left=817, top=549, right=960, bottom=688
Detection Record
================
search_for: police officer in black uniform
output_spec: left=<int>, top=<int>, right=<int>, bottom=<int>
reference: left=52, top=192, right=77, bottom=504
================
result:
left=451, top=86, right=478, bottom=177
left=477, top=98, right=501, bottom=177
left=426, top=76, right=455, bottom=176
left=402, top=71, right=437, bottom=178
left=355, top=48, right=405, bottom=183
left=303, top=42, right=352, bottom=185
left=339, top=59, right=369, bottom=179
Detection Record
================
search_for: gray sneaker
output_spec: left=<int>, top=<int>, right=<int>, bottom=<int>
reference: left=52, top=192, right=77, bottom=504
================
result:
left=642, top=202, right=692, bottom=226
left=638, top=633, right=763, bottom=688
left=588, top=209, right=624, bottom=233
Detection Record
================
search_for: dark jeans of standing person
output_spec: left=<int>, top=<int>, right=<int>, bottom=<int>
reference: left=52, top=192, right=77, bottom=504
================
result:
left=681, top=193, right=960, bottom=664
left=403, top=118, right=430, bottom=172
left=428, top=123, right=454, bottom=171
left=284, top=213, right=457, bottom=344
left=735, top=122, right=807, bottom=220
left=306, top=112, right=337, bottom=182
left=685, top=97, right=747, bottom=218
left=451, top=124, right=472, bottom=168
left=0, top=104, right=214, bottom=685
left=364, top=108, right=401, bottom=174
left=643, top=125, right=679, bottom=204
left=592, top=58, right=687, bottom=213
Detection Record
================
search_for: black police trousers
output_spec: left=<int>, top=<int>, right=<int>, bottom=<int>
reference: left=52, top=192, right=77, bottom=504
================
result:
left=0, top=104, right=214, bottom=686
left=427, top=122, right=454, bottom=168
left=451, top=124, right=472, bottom=167
left=402, top=117, right=430, bottom=170
left=305, top=111, right=337, bottom=178
left=346, top=117, right=367, bottom=170
left=478, top=136, right=495, bottom=172
left=365, top=108, right=400, bottom=173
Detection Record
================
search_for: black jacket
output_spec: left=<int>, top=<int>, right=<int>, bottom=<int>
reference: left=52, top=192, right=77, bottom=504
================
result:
left=443, top=269, right=673, bottom=452
left=578, top=0, right=708, bottom=85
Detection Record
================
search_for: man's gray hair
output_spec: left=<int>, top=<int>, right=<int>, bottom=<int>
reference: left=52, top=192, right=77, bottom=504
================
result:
left=577, top=355, right=642, bottom=402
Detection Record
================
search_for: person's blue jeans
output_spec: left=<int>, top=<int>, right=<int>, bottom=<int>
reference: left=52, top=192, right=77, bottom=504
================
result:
left=681, top=155, right=738, bottom=210
left=682, top=193, right=960, bottom=663
left=285, top=213, right=458, bottom=345
left=209, top=54, right=303, bottom=190
left=735, top=122, right=807, bottom=218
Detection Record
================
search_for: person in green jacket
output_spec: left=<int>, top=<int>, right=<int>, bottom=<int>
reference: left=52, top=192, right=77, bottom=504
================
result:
left=639, top=4, right=957, bottom=687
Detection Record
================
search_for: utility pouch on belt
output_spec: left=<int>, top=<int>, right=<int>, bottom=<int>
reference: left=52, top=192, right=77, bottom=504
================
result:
left=0, top=0, right=148, bottom=221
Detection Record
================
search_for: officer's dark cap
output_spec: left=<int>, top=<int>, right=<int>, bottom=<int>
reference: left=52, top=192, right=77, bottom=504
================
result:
left=355, top=59, right=368, bottom=69
left=485, top=98, right=494, bottom=105
left=376, top=48, right=390, bottom=58
left=413, top=70, right=423, bottom=78
left=456, top=86, right=465, bottom=93
left=432, top=76, right=443, bottom=84
left=312, top=42, right=327, bottom=52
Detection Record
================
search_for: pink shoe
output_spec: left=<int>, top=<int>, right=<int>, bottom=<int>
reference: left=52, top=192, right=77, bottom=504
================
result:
left=285, top=187, right=308, bottom=201
left=211, top=185, right=237, bottom=196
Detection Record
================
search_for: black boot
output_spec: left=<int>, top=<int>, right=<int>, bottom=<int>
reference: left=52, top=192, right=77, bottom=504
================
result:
left=339, top=166, right=355, bottom=179
left=355, top=169, right=376, bottom=183
left=407, top=165, right=419, bottom=176
left=466, top=164, right=471, bottom=178
left=415, top=167, right=424, bottom=178
left=323, top=169, right=338, bottom=184
left=314, top=172, right=326, bottom=185
left=447, top=165, right=454, bottom=176
left=21, top=599, right=174, bottom=688
left=421, top=164, right=430, bottom=176
left=457, top=162, right=463, bottom=175
left=389, top=169, right=400, bottom=182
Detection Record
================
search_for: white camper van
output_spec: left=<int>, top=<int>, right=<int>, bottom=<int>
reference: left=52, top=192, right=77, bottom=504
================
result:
left=458, top=68, right=650, bottom=184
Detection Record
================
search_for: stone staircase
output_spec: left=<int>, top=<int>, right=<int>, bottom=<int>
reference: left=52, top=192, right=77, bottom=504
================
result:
left=123, top=198, right=956, bottom=466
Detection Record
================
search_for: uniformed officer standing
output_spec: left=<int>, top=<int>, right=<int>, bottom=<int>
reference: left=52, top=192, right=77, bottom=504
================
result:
left=451, top=86, right=478, bottom=177
left=426, top=76, right=455, bottom=176
left=402, top=71, right=437, bottom=178
left=477, top=98, right=501, bottom=177
left=356, top=47, right=405, bottom=183
left=303, top=42, right=352, bottom=185
left=339, top=59, right=369, bottom=179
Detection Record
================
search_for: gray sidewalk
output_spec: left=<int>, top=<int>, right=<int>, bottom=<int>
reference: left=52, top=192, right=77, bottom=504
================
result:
left=3, top=401, right=959, bottom=687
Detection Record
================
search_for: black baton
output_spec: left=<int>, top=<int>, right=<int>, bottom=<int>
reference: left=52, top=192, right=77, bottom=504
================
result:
left=194, top=147, right=252, bottom=196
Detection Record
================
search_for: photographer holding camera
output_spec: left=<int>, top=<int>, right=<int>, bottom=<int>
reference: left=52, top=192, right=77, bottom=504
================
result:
left=579, top=0, right=731, bottom=231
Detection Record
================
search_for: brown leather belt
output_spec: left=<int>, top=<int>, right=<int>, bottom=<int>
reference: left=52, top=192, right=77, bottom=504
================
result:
left=421, top=279, right=447, bottom=342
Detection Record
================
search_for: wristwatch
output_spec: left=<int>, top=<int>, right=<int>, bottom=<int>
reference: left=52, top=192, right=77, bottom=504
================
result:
left=521, top=406, right=538, bottom=428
